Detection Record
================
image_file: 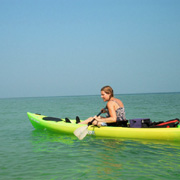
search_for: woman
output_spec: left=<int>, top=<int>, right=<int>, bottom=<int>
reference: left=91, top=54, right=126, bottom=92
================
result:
left=80, top=86, right=127, bottom=127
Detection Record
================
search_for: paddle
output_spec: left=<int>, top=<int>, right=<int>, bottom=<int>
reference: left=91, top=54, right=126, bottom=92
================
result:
left=74, top=110, right=103, bottom=140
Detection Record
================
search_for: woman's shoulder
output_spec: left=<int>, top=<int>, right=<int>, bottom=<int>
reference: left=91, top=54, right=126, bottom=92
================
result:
left=107, top=98, right=118, bottom=106
left=107, top=100, right=114, bottom=107
left=112, top=98, right=124, bottom=107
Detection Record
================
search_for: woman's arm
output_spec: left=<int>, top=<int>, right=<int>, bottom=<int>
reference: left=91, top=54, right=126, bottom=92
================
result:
left=95, top=101, right=117, bottom=123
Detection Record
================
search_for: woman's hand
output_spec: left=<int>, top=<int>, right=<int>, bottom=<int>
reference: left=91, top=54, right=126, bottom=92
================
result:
left=101, top=108, right=107, bottom=113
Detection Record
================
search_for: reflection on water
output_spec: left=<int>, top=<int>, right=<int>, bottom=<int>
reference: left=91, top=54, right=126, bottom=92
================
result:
left=29, top=129, right=180, bottom=179
left=30, top=129, right=77, bottom=152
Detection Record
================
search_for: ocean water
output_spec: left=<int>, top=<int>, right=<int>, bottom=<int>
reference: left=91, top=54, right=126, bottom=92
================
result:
left=0, top=93, right=180, bottom=180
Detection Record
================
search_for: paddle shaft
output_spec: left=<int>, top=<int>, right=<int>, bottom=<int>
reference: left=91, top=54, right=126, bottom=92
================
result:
left=87, top=111, right=103, bottom=126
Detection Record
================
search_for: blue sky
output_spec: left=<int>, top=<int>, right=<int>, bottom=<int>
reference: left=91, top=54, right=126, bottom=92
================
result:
left=0, top=0, right=180, bottom=98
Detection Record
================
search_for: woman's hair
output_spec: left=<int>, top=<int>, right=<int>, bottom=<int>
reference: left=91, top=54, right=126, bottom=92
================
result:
left=101, top=86, right=114, bottom=98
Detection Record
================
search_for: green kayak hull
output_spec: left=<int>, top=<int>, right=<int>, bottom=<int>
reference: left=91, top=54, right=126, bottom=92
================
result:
left=27, top=112, right=180, bottom=141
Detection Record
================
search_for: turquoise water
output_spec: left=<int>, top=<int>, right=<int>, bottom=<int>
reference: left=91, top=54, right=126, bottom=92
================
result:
left=0, top=93, right=180, bottom=180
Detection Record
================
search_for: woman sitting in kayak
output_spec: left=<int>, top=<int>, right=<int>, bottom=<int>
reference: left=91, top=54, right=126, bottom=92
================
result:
left=79, top=85, right=127, bottom=127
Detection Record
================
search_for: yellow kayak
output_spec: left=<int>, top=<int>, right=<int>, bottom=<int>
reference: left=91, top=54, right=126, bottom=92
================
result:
left=27, top=112, right=180, bottom=141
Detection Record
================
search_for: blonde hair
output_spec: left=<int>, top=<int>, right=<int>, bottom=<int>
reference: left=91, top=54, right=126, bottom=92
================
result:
left=101, top=86, right=114, bottom=98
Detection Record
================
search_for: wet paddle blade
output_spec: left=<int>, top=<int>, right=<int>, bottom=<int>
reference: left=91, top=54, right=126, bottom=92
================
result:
left=74, top=109, right=104, bottom=140
left=74, top=126, right=88, bottom=140
left=78, top=128, right=89, bottom=140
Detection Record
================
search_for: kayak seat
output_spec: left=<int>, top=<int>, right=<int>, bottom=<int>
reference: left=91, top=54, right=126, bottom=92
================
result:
left=43, top=117, right=63, bottom=122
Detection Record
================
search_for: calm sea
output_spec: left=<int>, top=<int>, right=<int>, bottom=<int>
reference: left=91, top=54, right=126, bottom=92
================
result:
left=0, top=93, right=180, bottom=180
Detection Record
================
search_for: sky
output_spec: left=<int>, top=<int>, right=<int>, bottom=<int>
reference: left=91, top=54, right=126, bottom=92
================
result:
left=0, top=0, right=180, bottom=98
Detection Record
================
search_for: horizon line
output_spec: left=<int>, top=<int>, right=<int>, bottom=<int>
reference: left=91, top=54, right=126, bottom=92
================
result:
left=0, top=91, right=180, bottom=99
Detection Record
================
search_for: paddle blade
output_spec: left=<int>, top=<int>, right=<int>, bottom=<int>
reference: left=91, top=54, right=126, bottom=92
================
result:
left=74, top=126, right=88, bottom=140
left=78, top=128, right=89, bottom=140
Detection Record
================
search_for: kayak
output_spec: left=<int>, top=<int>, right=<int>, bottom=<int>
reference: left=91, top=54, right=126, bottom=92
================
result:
left=27, top=112, right=180, bottom=141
